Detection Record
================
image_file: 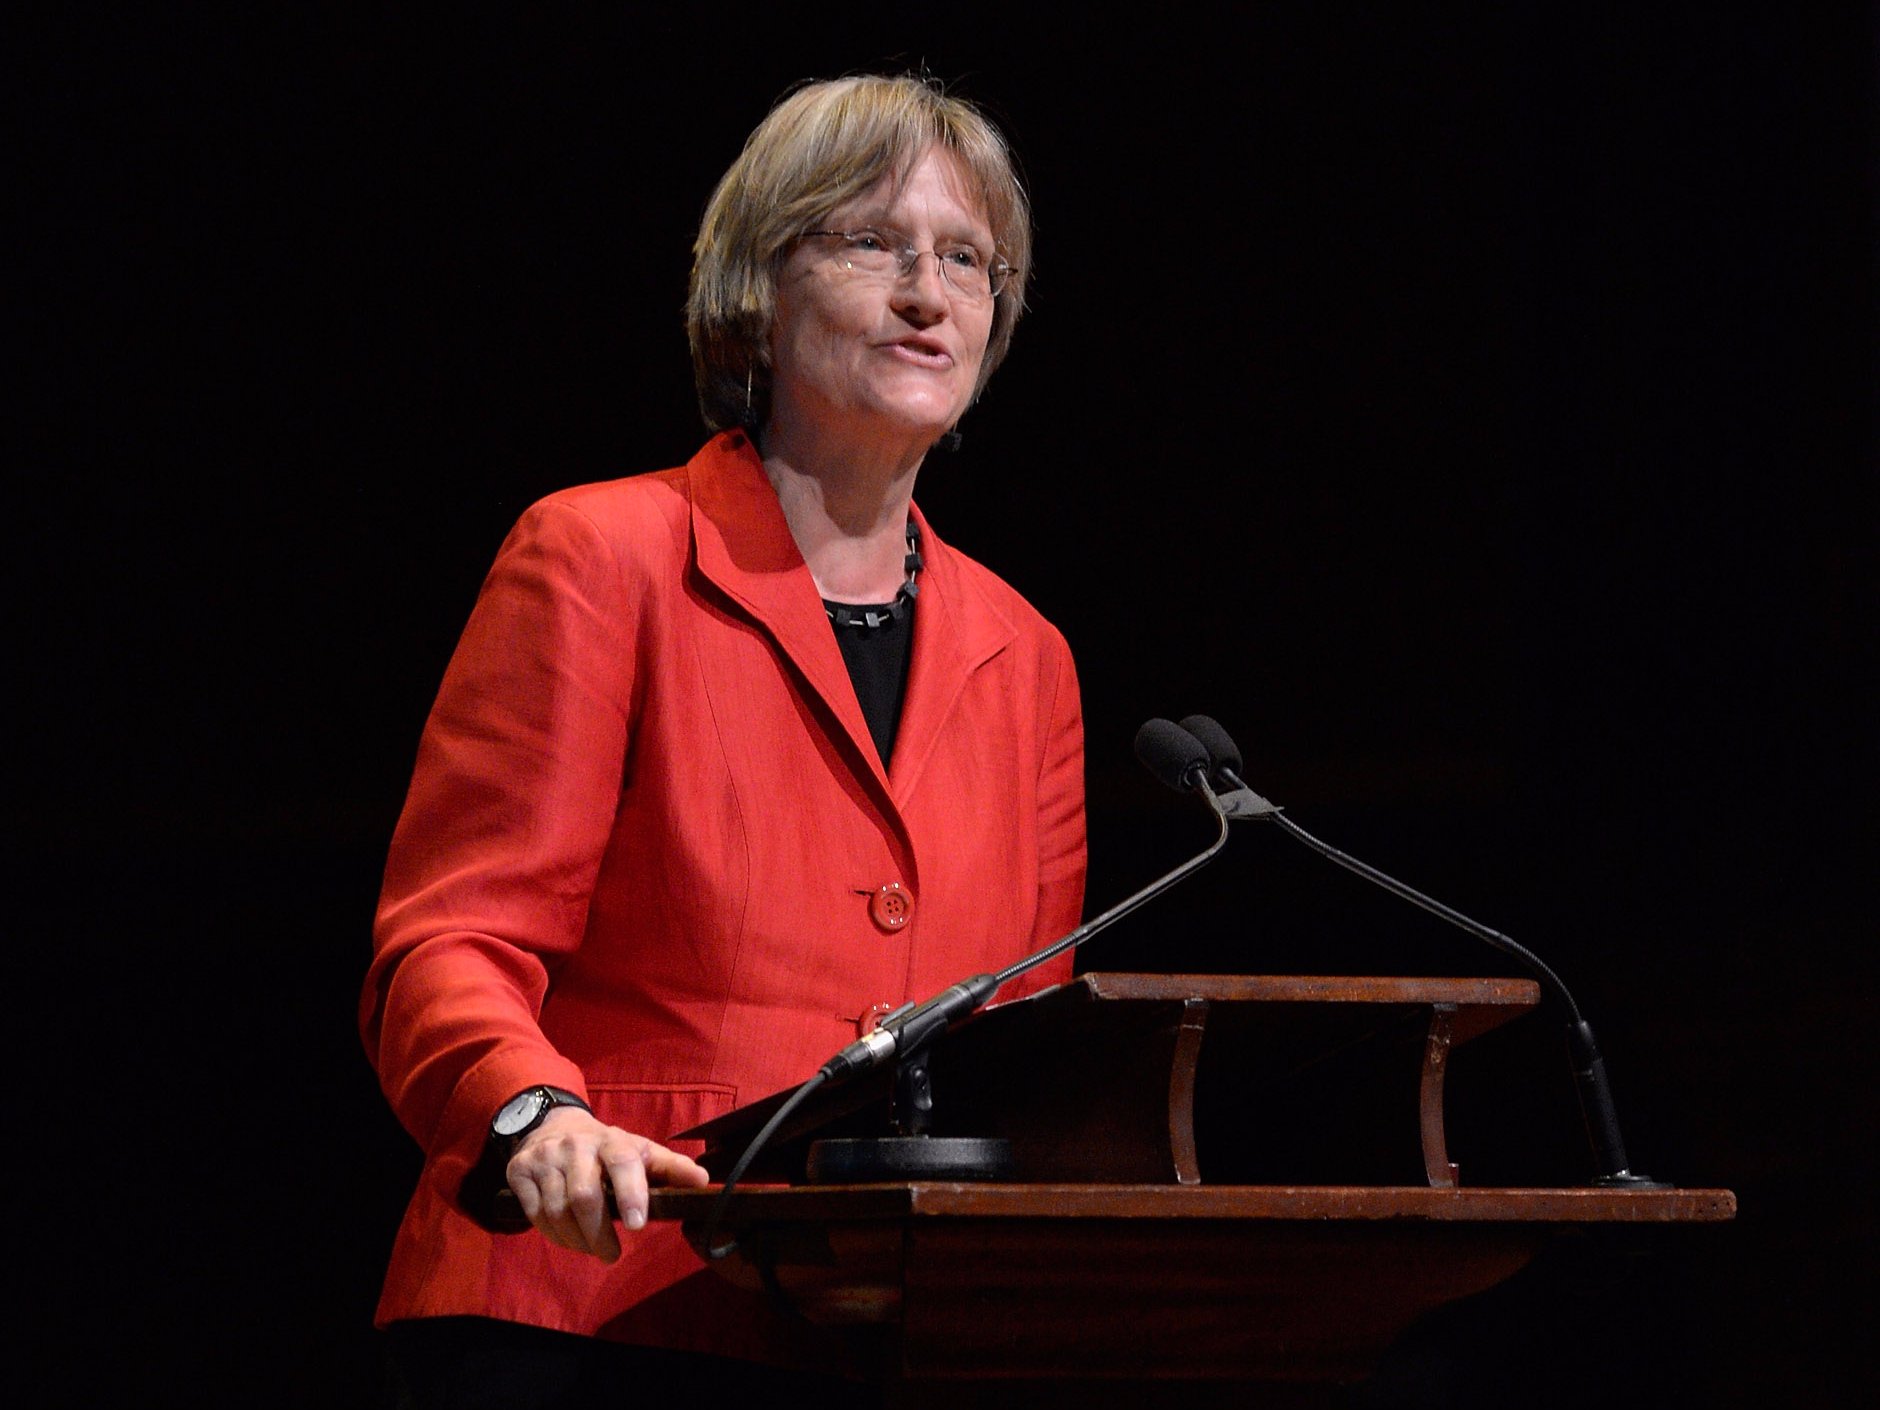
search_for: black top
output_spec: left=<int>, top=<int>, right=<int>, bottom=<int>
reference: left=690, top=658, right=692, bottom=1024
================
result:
left=825, top=600, right=913, bottom=769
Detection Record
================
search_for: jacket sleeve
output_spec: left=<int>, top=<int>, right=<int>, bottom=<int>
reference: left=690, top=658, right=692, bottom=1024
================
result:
left=360, top=498, right=638, bottom=1201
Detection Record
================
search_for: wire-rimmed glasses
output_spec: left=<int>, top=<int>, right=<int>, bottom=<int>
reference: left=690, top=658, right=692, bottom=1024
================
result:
left=797, top=226, right=1015, bottom=301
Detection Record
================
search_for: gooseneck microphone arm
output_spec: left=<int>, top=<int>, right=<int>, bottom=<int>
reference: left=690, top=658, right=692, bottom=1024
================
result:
left=1234, top=776, right=1579, bottom=1019
left=1171, top=713, right=1661, bottom=1189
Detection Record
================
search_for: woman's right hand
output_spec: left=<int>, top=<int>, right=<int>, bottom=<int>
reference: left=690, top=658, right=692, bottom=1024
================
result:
left=504, top=1106, right=711, bottom=1261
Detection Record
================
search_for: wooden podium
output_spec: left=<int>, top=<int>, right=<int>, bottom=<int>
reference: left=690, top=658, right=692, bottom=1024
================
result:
left=651, top=974, right=1735, bottom=1383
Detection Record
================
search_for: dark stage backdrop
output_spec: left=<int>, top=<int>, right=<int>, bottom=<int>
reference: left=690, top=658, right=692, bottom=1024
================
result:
left=15, top=9, right=1872, bottom=1407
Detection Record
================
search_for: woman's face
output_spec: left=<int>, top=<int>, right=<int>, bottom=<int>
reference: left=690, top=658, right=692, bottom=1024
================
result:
left=767, top=148, right=997, bottom=458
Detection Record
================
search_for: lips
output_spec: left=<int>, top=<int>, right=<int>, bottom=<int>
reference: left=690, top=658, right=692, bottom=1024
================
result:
left=881, top=334, right=953, bottom=368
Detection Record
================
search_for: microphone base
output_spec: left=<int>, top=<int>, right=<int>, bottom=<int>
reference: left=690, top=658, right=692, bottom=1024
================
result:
left=804, top=1135, right=1014, bottom=1184
left=1594, top=1170, right=1674, bottom=1190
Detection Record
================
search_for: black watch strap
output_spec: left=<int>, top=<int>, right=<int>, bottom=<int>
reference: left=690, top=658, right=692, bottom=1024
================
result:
left=490, top=1084, right=592, bottom=1153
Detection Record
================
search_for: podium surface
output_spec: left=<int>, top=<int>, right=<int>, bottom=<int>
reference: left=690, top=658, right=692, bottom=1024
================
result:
left=650, top=1181, right=1735, bottom=1381
left=656, top=975, right=1736, bottom=1382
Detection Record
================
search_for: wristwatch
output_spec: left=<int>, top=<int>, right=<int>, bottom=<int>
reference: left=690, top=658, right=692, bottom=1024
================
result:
left=490, top=1085, right=591, bottom=1153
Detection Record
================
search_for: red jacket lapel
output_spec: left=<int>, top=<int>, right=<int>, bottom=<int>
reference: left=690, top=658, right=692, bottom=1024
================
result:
left=685, top=430, right=1018, bottom=818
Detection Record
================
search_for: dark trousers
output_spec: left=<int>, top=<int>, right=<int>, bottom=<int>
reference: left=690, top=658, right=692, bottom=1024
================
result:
left=382, top=1316, right=848, bottom=1409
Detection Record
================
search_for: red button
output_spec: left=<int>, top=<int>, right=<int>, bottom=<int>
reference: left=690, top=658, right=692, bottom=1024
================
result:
left=858, top=1002, right=896, bottom=1036
left=869, top=882, right=912, bottom=931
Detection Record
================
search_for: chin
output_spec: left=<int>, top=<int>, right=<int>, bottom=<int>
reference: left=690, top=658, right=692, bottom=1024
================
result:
left=869, top=393, right=969, bottom=442
left=791, top=385, right=969, bottom=453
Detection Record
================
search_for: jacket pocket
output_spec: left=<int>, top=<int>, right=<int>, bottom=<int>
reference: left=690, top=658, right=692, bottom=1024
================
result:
left=585, top=1081, right=737, bottom=1156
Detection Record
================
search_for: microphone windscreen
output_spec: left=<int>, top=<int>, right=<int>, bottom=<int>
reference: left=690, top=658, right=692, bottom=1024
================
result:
left=1134, top=718, right=1210, bottom=792
left=1179, top=715, right=1242, bottom=776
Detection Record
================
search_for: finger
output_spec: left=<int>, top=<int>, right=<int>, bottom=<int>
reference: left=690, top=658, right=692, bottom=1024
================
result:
left=603, top=1144, right=652, bottom=1232
left=642, top=1143, right=712, bottom=1189
left=528, top=1162, right=581, bottom=1249
left=563, top=1160, right=621, bottom=1261
left=509, top=1146, right=590, bottom=1254
left=508, top=1166, right=544, bottom=1223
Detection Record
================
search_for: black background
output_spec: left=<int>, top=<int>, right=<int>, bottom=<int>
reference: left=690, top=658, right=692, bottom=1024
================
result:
left=16, top=8, right=1873, bottom=1406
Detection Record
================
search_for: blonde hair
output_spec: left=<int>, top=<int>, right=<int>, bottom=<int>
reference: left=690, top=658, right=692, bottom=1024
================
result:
left=686, top=74, right=1032, bottom=433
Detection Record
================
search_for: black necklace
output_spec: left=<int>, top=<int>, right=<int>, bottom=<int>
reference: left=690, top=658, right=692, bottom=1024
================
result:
left=824, top=520, right=922, bottom=629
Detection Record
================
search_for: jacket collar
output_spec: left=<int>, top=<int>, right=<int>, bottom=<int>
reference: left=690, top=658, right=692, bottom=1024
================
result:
left=686, top=429, right=1016, bottom=806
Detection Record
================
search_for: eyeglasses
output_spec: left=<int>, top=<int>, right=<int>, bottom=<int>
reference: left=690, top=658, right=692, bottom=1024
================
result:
left=798, top=226, right=1015, bottom=301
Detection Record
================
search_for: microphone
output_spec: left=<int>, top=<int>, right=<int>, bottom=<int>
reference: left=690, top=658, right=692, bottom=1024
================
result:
left=1132, top=717, right=1212, bottom=791
left=1167, top=713, right=1663, bottom=1189
left=1178, top=713, right=1241, bottom=777
left=1169, top=713, right=1279, bottom=819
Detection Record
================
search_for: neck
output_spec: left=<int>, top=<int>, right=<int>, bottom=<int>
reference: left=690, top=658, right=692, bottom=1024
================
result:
left=760, top=422, right=928, bottom=604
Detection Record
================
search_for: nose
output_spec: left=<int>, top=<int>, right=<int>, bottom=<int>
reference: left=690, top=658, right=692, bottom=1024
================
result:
left=892, top=251, right=951, bottom=325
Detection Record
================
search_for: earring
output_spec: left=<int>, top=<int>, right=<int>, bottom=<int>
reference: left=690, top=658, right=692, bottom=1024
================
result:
left=745, top=367, right=753, bottom=423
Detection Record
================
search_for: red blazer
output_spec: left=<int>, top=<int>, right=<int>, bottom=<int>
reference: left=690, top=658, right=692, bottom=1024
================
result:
left=361, top=429, right=1085, bottom=1353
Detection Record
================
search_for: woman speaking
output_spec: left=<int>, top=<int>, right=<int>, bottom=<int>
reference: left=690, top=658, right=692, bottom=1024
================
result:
left=362, top=74, right=1085, bottom=1403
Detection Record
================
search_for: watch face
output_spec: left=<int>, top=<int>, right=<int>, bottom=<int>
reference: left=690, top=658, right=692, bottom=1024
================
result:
left=492, top=1088, right=545, bottom=1139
